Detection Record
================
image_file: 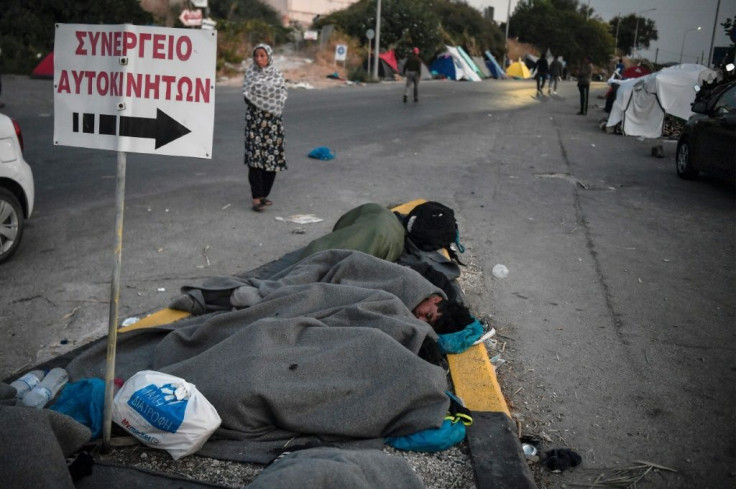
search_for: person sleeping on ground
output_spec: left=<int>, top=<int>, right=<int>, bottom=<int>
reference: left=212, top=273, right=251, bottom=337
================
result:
left=66, top=250, right=456, bottom=464
left=298, top=202, right=465, bottom=288
left=170, top=249, right=472, bottom=335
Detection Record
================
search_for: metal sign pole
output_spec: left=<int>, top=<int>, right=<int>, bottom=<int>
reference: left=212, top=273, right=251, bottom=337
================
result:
left=101, top=150, right=127, bottom=452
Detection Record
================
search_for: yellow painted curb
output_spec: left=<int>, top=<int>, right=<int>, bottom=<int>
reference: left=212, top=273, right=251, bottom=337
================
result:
left=118, top=308, right=190, bottom=333
left=447, top=344, right=510, bottom=416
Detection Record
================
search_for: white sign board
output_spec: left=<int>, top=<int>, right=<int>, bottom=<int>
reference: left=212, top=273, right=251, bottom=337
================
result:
left=53, top=24, right=217, bottom=159
left=335, top=44, right=347, bottom=62
left=304, top=30, right=318, bottom=41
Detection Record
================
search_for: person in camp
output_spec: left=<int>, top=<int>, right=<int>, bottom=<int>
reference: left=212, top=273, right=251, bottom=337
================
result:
left=534, top=54, right=549, bottom=96
left=576, top=55, right=593, bottom=115
left=402, top=47, right=422, bottom=103
left=170, top=249, right=473, bottom=335
left=548, top=56, right=563, bottom=95
left=243, top=43, right=287, bottom=213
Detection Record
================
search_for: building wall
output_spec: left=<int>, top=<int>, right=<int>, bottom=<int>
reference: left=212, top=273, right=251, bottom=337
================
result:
left=263, top=0, right=359, bottom=27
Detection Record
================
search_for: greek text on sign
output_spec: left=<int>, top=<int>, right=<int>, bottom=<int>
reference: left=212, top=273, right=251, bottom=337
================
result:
left=335, top=44, right=347, bottom=62
left=53, top=24, right=217, bottom=158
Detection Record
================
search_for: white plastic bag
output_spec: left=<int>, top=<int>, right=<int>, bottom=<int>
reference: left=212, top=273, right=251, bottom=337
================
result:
left=112, top=370, right=221, bottom=459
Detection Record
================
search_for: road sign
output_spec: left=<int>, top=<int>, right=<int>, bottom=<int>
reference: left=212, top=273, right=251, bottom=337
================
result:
left=179, top=9, right=203, bottom=27
left=335, top=44, right=347, bottom=62
left=53, top=24, right=217, bottom=158
left=366, top=29, right=375, bottom=40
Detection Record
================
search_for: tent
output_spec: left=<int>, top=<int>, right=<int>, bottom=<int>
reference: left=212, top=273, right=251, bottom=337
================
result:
left=31, top=52, right=54, bottom=79
left=606, top=64, right=718, bottom=138
left=472, top=56, right=492, bottom=78
left=455, top=46, right=484, bottom=80
left=397, top=58, right=433, bottom=80
left=484, top=51, right=506, bottom=79
left=366, top=51, right=399, bottom=79
left=506, top=59, right=531, bottom=79
left=429, top=46, right=482, bottom=81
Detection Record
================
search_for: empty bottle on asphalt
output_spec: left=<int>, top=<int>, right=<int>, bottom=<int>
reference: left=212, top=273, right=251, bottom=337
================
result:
left=22, top=367, right=69, bottom=409
left=9, top=370, right=45, bottom=399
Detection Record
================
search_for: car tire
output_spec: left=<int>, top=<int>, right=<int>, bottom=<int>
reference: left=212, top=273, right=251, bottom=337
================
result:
left=676, top=138, right=699, bottom=180
left=0, top=187, right=25, bottom=264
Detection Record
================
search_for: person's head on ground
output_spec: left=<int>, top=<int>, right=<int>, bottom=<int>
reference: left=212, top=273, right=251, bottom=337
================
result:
left=253, top=44, right=272, bottom=69
left=412, top=295, right=473, bottom=334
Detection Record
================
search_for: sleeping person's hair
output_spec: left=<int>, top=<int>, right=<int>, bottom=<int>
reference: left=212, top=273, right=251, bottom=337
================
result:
left=433, top=300, right=474, bottom=335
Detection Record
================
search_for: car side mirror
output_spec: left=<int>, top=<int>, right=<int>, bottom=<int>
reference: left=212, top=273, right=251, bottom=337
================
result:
left=691, top=101, right=708, bottom=114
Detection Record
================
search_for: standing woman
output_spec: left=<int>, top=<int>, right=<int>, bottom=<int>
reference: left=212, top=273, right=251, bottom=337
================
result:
left=576, top=55, right=593, bottom=115
left=243, top=43, right=287, bottom=212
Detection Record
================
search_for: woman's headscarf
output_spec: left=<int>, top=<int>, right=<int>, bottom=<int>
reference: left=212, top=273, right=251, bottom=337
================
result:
left=242, top=43, right=287, bottom=116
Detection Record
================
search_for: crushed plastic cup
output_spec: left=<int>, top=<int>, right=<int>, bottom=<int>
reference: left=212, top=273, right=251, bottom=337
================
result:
left=492, top=264, right=509, bottom=279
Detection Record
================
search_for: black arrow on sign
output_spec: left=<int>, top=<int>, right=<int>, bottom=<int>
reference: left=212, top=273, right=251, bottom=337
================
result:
left=117, top=109, right=191, bottom=149
left=77, top=110, right=192, bottom=149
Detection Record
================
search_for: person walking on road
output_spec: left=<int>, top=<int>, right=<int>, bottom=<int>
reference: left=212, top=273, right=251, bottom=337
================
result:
left=242, top=43, right=288, bottom=213
left=403, top=47, right=421, bottom=103
left=534, top=54, right=549, bottom=96
left=576, top=55, right=593, bottom=115
left=548, top=55, right=563, bottom=95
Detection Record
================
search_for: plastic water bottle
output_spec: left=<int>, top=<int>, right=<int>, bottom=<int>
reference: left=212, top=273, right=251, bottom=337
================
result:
left=9, top=370, right=45, bottom=399
left=22, top=367, right=69, bottom=409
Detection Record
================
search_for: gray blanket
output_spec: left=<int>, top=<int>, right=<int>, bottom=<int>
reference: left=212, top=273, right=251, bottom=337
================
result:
left=65, top=251, right=450, bottom=464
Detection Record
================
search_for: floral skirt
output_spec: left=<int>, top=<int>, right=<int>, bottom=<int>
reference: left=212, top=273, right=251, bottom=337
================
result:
left=244, top=101, right=286, bottom=171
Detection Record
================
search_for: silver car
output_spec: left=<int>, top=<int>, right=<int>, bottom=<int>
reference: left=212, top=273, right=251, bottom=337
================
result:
left=0, top=112, right=34, bottom=263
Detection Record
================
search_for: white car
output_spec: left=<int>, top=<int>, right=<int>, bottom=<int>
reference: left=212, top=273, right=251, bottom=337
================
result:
left=0, top=112, right=34, bottom=263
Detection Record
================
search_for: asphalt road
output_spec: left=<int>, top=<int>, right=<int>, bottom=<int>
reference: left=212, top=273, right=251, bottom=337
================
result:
left=1, top=74, right=734, bottom=488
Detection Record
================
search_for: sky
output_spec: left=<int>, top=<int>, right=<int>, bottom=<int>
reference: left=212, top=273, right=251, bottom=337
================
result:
left=468, top=0, right=735, bottom=65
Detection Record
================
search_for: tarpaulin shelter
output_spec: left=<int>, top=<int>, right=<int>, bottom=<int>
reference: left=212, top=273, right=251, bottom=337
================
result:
left=506, top=60, right=531, bottom=79
left=484, top=51, right=506, bottom=79
left=606, top=64, right=717, bottom=138
left=31, top=52, right=54, bottom=79
left=622, top=65, right=652, bottom=79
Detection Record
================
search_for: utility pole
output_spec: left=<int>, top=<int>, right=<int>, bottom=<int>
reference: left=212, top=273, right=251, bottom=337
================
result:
left=503, top=0, right=512, bottom=68
left=614, top=14, right=621, bottom=57
left=372, top=0, right=382, bottom=81
left=707, top=0, right=721, bottom=67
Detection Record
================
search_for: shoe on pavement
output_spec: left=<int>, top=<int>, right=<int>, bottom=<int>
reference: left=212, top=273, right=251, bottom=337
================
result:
left=403, top=95, right=407, bottom=103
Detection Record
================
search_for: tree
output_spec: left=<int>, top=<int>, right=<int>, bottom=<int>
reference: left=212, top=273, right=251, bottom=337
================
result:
left=314, top=0, right=505, bottom=63
left=208, top=0, right=282, bottom=26
left=0, top=0, right=153, bottom=74
left=609, top=14, right=658, bottom=57
left=508, top=0, right=614, bottom=66
left=722, top=15, right=735, bottom=45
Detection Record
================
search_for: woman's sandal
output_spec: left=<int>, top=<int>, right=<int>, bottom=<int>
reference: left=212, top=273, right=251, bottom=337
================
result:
left=252, top=203, right=266, bottom=212
left=260, top=198, right=273, bottom=206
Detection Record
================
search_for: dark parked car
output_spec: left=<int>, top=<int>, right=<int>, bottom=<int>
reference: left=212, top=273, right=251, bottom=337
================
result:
left=676, top=78, right=736, bottom=182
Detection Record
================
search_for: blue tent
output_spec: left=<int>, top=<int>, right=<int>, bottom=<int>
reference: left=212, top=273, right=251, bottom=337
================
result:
left=430, top=54, right=459, bottom=80
left=484, top=51, right=506, bottom=79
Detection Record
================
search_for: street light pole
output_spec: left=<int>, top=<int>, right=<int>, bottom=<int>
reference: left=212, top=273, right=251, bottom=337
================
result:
left=680, top=26, right=702, bottom=64
left=372, top=0, right=381, bottom=81
left=633, top=8, right=656, bottom=57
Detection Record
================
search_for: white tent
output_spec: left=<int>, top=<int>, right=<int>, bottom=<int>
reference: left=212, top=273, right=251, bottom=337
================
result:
left=447, top=46, right=482, bottom=81
left=606, top=64, right=718, bottom=138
